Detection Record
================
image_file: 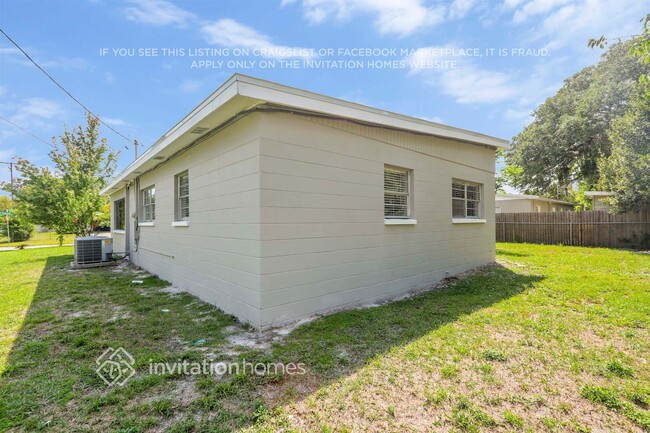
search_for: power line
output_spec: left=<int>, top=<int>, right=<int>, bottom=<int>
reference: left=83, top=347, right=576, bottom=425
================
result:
left=0, top=115, right=52, bottom=146
left=0, top=27, right=133, bottom=146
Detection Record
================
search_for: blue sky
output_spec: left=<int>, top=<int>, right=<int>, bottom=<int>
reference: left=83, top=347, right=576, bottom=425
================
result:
left=0, top=0, right=647, bottom=194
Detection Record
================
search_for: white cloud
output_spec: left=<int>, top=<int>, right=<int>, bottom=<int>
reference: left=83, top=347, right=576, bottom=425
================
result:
left=200, top=19, right=313, bottom=59
left=0, top=47, right=19, bottom=55
left=512, top=0, right=571, bottom=23
left=503, top=107, right=533, bottom=124
left=12, top=98, right=62, bottom=122
left=179, top=79, right=203, bottom=94
left=419, top=115, right=445, bottom=124
left=448, top=0, right=478, bottom=20
left=440, top=65, right=519, bottom=104
left=104, top=72, right=115, bottom=83
left=0, top=148, right=15, bottom=161
left=102, top=117, right=128, bottom=126
left=0, top=46, right=90, bottom=71
left=123, top=0, right=196, bottom=27
left=120, top=1, right=312, bottom=58
left=38, top=57, right=91, bottom=71
left=404, top=45, right=569, bottom=114
left=406, top=46, right=519, bottom=104
left=284, top=0, right=447, bottom=36
left=510, top=0, right=646, bottom=50
left=0, top=98, right=65, bottom=137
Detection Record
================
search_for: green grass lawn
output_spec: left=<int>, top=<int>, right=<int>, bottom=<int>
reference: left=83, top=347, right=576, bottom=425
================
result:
left=1, top=231, right=75, bottom=248
left=0, top=244, right=649, bottom=432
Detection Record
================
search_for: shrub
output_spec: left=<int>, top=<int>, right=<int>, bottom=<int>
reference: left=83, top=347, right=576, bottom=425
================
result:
left=0, top=213, right=34, bottom=242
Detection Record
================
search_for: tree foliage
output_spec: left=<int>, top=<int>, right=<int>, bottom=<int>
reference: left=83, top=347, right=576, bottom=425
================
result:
left=591, top=14, right=650, bottom=212
left=2, top=113, right=118, bottom=243
left=504, top=41, right=648, bottom=199
left=597, top=84, right=650, bottom=212
left=0, top=197, right=34, bottom=242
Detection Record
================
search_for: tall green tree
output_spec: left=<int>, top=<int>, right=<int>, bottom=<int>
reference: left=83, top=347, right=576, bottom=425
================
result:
left=3, top=113, right=118, bottom=243
left=504, top=41, right=649, bottom=199
left=587, top=13, right=650, bottom=212
left=597, top=84, right=650, bottom=211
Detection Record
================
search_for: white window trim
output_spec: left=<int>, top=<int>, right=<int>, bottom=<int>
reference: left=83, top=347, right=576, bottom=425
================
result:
left=385, top=218, right=417, bottom=225
left=112, top=229, right=126, bottom=234
left=172, top=221, right=190, bottom=227
left=175, top=171, right=190, bottom=222
left=452, top=179, right=483, bottom=220
left=384, top=165, right=413, bottom=220
left=138, top=221, right=155, bottom=227
left=114, top=198, right=126, bottom=231
left=141, top=185, right=156, bottom=222
left=452, top=218, right=486, bottom=224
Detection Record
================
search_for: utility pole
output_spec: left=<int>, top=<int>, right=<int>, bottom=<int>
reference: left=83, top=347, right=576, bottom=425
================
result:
left=1, top=161, right=14, bottom=243
left=0, top=161, right=13, bottom=200
left=134, top=139, right=139, bottom=160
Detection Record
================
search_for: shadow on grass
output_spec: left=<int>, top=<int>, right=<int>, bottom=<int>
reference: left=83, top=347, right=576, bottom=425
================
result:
left=259, top=264, right=543, bottom=401
left=0, top=252, right=543, bottom=432
left=495, top=248, right=531, bottom=258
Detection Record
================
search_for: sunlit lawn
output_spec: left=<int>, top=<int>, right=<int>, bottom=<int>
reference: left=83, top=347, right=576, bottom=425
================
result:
left=0, top=244, right=648, bottom=432
left=1, top=231, right=75, bottom=248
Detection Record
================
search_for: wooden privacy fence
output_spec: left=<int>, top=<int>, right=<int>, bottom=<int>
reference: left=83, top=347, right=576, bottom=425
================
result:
left=496, top=209, right=650, bottom=249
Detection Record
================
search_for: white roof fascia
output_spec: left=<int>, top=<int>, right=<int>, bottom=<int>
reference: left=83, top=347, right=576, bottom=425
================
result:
left=102, top=74, right=509, bottom=195
left=584, top=191, right=614, bottom=197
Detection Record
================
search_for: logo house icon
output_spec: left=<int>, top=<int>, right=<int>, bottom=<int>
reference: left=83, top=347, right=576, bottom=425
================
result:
left=95, top=347, right=136, bottom=386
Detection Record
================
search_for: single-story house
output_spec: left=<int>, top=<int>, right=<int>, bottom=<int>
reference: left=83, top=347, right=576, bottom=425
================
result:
left=584, top=191, right=614, bottom=212
left=495, top=194, right=576, bottom=213
left=100, top=74, right=509, bottom=329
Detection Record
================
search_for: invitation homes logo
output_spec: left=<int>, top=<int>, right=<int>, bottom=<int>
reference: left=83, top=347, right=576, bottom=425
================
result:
left=95, top=347, right=306, bottom=386
left=95, top=347, right=136, bottom=386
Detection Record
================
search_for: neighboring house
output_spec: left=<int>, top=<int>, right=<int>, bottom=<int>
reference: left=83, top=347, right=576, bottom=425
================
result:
left=495, top=194, right=576, bottom=213
left=100, top=74, right=509, bottom=329
left=584, top=191, right=614, bottom=212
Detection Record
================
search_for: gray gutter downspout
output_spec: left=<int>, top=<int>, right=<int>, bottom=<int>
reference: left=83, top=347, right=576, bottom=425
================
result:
left=124, top=183, right=131, bottom=256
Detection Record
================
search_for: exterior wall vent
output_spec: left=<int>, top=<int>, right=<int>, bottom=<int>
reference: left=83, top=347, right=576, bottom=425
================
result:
left=190, top=126, right=210, bottom=134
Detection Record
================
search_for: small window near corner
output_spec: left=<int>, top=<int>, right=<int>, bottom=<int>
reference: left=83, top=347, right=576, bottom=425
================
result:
left=175, top=171, right=189, bottom=221
left=384, top=166, right=411, bottom=219
left=142, top=186, right=155, bottom=222
left=114, top=199, right=125, bottom=230
left=452, top=179, right=482, bottom=219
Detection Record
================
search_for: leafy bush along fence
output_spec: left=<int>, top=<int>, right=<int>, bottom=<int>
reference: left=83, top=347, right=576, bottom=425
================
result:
left=496, top=209, right=650, bottom=249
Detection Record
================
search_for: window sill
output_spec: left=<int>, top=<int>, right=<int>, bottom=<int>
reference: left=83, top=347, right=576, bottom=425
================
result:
left=138, top=222, right=155, bottom=227
left=172, top=221, right=190, bottom=227
left=452, top=218, right=486, bottom=224
left=112, top=229, right=126, bottom=234
left=384, top=219, right=417, bottom=225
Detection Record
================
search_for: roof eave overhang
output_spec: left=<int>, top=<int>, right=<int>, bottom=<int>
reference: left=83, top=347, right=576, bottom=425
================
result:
left=101, top=74, right=510, bottom=196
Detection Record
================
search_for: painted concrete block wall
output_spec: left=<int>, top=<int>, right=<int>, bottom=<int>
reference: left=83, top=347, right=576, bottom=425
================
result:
left=497, top=199, right=573, bottom=213
left=110, top=114, right=264, bottom=327
left=531, top=199, right=573, bottom=212
left=496, top=199, right=534, bottom=213
left=256, top=112, right=496, bottom=327
left=109, top=188, right=126, bottom=254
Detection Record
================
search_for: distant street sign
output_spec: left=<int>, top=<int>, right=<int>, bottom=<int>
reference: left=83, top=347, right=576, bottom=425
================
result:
left=0, top=211, right=15, bottom=215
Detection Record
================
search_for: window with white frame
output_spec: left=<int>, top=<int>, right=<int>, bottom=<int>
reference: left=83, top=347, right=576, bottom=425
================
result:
left=142, top=186, right=155, bottom=222
left=452, top=180, right=482, bottom=218
left=114, top=199, right=125, bottom=230
left=384, top=166, right=411, bottom=219
left=175, top=171, right=189, bottom=221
